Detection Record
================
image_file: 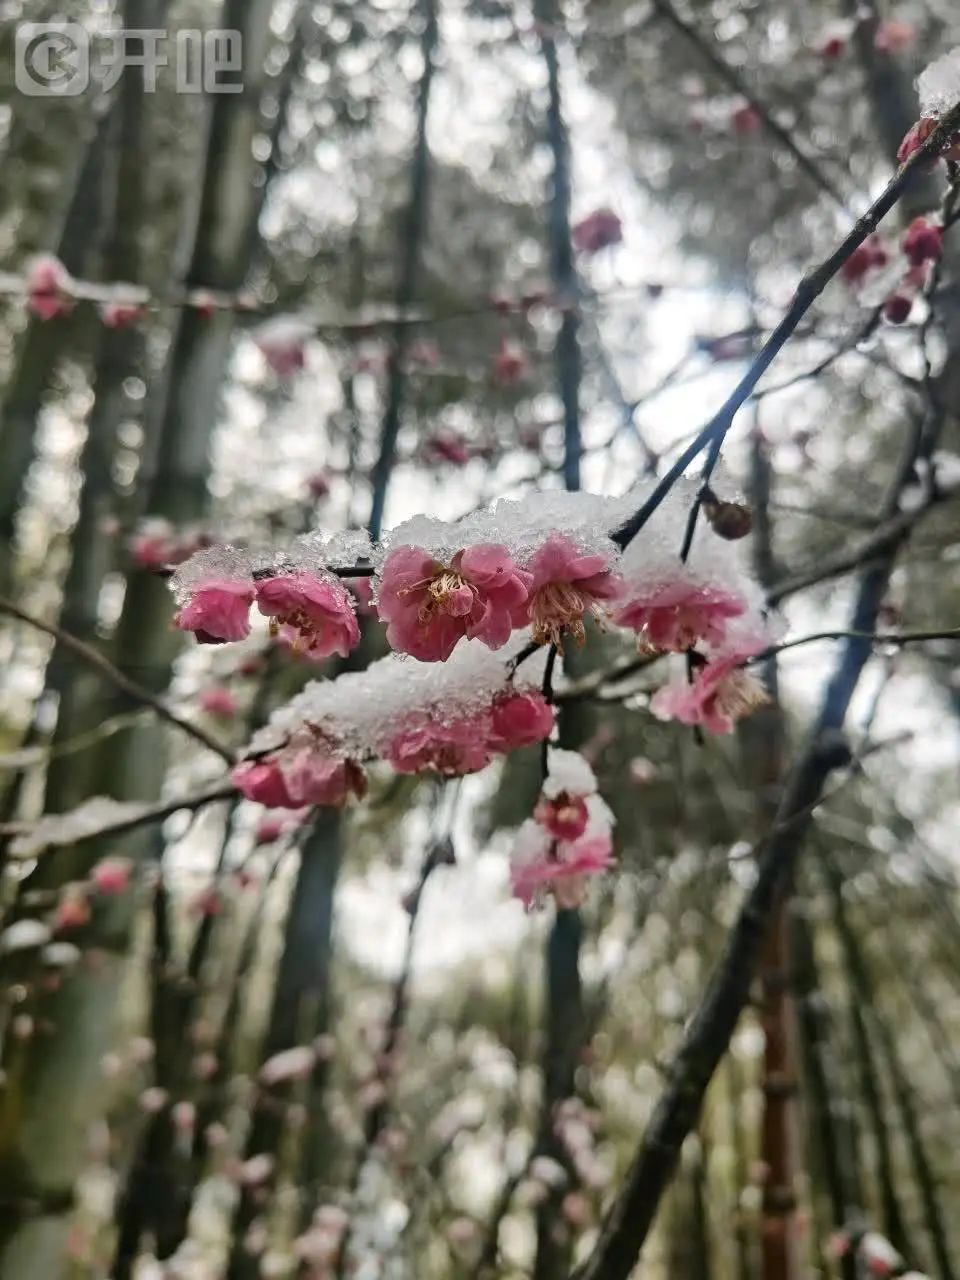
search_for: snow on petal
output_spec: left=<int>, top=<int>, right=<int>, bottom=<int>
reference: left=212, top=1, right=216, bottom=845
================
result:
left=251, top=316, right=314, bottom=376
left=386, top=714, right=496, bottom=778
left=511, top=750, right=615, bottom=909
left=615, top=578, right=748, bottom=652
left=541, top=748, right=598, bottom=800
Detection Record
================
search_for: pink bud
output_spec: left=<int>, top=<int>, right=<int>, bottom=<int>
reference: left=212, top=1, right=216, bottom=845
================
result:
left=199, top=686, right=238, bottom=718
left=307, top=470, right=331, bottom=499
left=172, top=1100, right=196, bottom=1133
left=901, top=216, right=943, bottom=266
left=91, top=857, right=132, bottom=896
left=190, top=888, right=223, bottom=918
left=731, top=101, right=762, bottom=136
left=873, top=19, right=914, bottom=53
left=55, top=894, right=91, bottom=932
left=408, top=339, right=440, bottom=367
left=26, top=255, right=74, bottom=320
left=100, top=301, right=145, bottom=329
left=818, top=33, right=846, bottom=59
left=883, top=292, right=913, bottom=325
left=493, top=337, right=529, bottom=386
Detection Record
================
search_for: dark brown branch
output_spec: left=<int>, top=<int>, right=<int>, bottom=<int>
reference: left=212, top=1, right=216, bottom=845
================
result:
left=612, top=101, right=960, bottom=553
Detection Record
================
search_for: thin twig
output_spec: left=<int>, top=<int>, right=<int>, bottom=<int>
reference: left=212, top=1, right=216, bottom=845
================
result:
left=751, top=626, right=960, bottom=662
left=650, top=0, right=849, bottom=209
left=611, top=101, right=960, bottom=554
left=0, top=782, right=237, bottom=851
left=0, top=596, right=235, bottom=763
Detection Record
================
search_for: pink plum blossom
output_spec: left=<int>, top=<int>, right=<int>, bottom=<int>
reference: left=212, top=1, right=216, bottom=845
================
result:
left=535, top=792, right=590, bottom=842
left=199, top=686, right=238, bottom=717
left=883, top=292, right=913, bottom=325
left=255, top=572, right=360, bottom=660
left=651, top=650, right=769, bottom=734
left=840, top=234, right=889, bottom=285
left=488, top=691, right=555, bottom=750
left=377, top=544, right=532, bottom=662
left=873, top=19, right=914, bottom=53
left=897, top=117, right=960, bottom=166
left=26, top=255, right=74, bottom=320
left=386, top=714, right=495, bottom=777
left=425, top=431, right=471, bottom=466
left=54, top=894, right=91, bottom=933
left=255, top=813, right=303, bottom=844
left=280, top=750, right=367, bottom=807
left=731, top=101, right=762, bottom=136
left=100, top=301, right=145, bottom=329
left=232, top=760, right=299, bottom=809
left=252, top=317, right=312, bottom=376
left=175, top=579, right=255, bottom=644
left=902, top=216, right=943, bottom=266
left=571, top=208, right=623, bottom=254
left=511, top=831, right=615, bottom=911
left=614, top=579, right=746, bottom=652
left=408, top=338, right=440, bottom=367
left=516, top=534, right=622, bottom=648
left=493, top=337, right=529, bottom=385
left=91, top=857, right=132, bottom=896
left=131, top=529, right=173, bottom=570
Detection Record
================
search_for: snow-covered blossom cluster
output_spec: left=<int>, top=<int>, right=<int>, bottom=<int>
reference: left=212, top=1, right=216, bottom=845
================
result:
left=168, top=484, right=776, bottom=800
left=896, top=48, right=960, bottom=168
left=233, top=634, right=555, bottom=809
left=510, top=750, right=616, bottom=909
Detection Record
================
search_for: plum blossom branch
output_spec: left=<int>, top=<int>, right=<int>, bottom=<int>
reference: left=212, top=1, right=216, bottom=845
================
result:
left=612, top=98, right=960, bottom=554
left=768, top=480, right=960, bottom=604
left=0, top=782, right=237, bottom=854
left=0, top=595, right=235, bottom=765
left=751, top=626, right=960, bottom=662
left=650, top=0, right=850, bottom=209
left=576, top=173, right=960, bottom=1271
left=367, top=0, right=438, bottom=540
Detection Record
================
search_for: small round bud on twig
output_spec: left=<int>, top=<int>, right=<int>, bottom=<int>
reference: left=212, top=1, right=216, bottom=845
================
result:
left=700, top=488, right=754, bottom=540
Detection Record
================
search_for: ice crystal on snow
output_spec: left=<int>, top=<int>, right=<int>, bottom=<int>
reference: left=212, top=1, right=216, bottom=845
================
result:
left=248, top=632, right=550, bottom=760
left=918, top=48, right=960, bottom=117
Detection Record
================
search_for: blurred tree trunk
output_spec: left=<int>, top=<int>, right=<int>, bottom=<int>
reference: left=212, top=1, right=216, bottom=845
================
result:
left=0, top=101, right=114, bottom=597
left=740, top=420, right=801, bottom=1280
left=43, top=3, right=161, bottom=815
left=532, top=0, right=588, bottom=1269
left=790, top=900, right=860, bottom=1280
left=0, top=7, right=283, bottom=1275
left=92, top=0, right=277, bottom=809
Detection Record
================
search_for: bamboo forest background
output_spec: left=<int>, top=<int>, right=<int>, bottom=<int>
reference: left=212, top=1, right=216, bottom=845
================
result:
left=0, top=1, right=959, bottom=1279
